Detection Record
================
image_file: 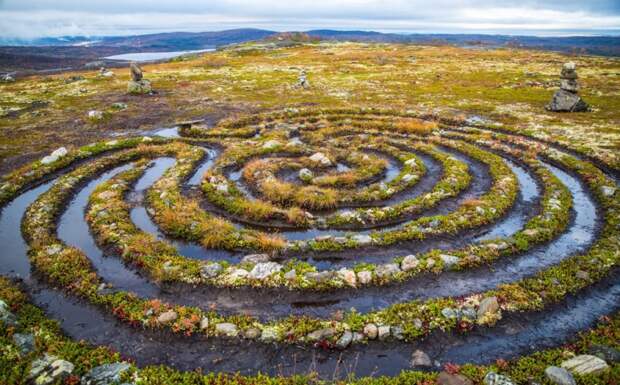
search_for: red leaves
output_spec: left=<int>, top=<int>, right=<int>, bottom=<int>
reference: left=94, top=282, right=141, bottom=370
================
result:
left=444, top=362, right=461, bottom=375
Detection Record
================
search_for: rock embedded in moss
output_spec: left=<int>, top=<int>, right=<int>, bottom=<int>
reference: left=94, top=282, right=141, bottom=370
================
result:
left=561, top=354, right=609, bottom=375
left=545, top=366, right=576, bottom=385
left=437, top=372, right=473, bottom=385
left=157, top=310, right=177, bottom=325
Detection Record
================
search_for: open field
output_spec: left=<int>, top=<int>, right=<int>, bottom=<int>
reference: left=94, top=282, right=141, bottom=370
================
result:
left=0, top=41, right=619, bottom=384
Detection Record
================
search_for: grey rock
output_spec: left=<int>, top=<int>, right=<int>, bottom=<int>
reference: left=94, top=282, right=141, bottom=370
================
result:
left=259, top=327, right=278, bottom=342
left=157, top=310, right=177, bottom=325
left=283, top=269, right=297, bottom=281
left=81, top=362, right=131, bottom=385
left=560, top=79, right=579, bottom=92
left=336, top=331, right=353, bottom=348
left=244, top=328, right=261, bottom=339
left=13, top=333, right=35, bottom=354
left=439, top=254, right=460, bottom=269
left=411, top=350, right=432, bottom=367
left=483, top=372, right=515, bottom=385
left=477, top=296, right=500, bottom=321
left=546, top=89, right=588, bottom=112
left=307, top=327, right=336, bottom=341
left=127, top=79, right=152, bottom=95
left=200, top=318, right=209, bottom=330
left=442, top=307, right=458, bottom=319
left=304, top=271, right=334, bottom=283
left=377, top=325, right=390, bottom=340
left=249, top=262, right=282, bottom=280
left=0, top=299, right=17, bottom=326
left=28, top=354, right=74, bottom=385
left=391, top=326, right=404, bottom=340
left=545, top=366, right=576, bottom=385
left=561, top=354, right=609, bottom=375
left=401, top=254, right=419, bottom=271
left=589, top=344, right=620, bottom=363
left=200, top=263, right=222, bottom=279
left=357, top=270, right=372, bottom=284
left=215, top=323, right=238, bottom=337
left=375, top=263, right=400, bottom=278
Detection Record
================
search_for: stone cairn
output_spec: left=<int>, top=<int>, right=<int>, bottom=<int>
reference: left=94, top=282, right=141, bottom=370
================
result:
left=298, top=70, right=310, bottom=89
left=127, top=62, right=152, bottom=95
left=546, top=62, right=588, bottom=112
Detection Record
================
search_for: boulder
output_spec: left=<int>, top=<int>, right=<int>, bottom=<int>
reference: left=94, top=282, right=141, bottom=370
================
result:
left=545, top=366, right=576, bottom=385
left=439, top=254, right=460, bottom=269
left=28, top=354, right=74, bottom=385
left=259, top=327, right=278, bottom=342
left=377, top=325, right=390, bottom=340
left=249, top=262, right=282, bottom=280
left=215, top=323, right=238, bottom=337
left=81, top=362, right=131, bottom=385
left=127, top=79, right=152, bottom=95
left=13, top=333, right=35, bottom=354
left=157, top=310, right=177, bottom=325
left=41, top=147, right=68, bottom=165
left=309, top=152, right=332, bottom=166
left=336, top=331, right=353, bottom=348
left=561, top=354, right=609, bottom=375
left=299, top=168, right=314, bottom=182
left=477, top=296, right=500, bottom=321
left=589, top=344, right=620, bottom=363
left=130, top=62, right=143, bottom=81
left=546, top=89, right=589, bottom=112
left=363, top=323, right=378, bottom=339
left=200, top=263, right=222, bottom=279
left=375, top=263, right=400, bottom=278
left=401, top=255, right=420, bottom=271
left=411, top=350, right=432, bottom=367
left=357, top=270, right=372, bottom=284
left=307, top=327, right=336, bottom=341
left=0, top=299, right=17, bottom=326
left=88, top=110, right=104, bottom=120
left=337, top=268, right=357, bottom=287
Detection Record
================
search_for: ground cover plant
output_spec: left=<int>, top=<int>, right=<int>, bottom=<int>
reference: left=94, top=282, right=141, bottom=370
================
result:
left=0, top=39, right=619, bottom=384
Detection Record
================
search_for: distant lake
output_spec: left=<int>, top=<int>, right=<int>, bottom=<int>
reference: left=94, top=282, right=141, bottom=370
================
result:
left=104, top=48, right=215, bottom=62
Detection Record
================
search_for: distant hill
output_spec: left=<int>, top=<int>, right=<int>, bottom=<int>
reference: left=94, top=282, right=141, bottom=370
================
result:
left=1, top=28, right=619, bottom=73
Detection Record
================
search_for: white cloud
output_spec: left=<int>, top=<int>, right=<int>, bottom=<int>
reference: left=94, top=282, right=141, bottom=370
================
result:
left=0, top=1, right=619, bottom=38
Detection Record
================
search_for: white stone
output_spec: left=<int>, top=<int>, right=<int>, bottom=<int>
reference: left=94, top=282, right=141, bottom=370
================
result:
left=363, top=323, right=378, bottom=339
left=561, top=354, right=609, bottom=375
left=439, top=254, right=460, bottom=269
left=88, top=110, right=103, bottom=120
left=309, top=152, right=332, bottom=166
left=401, top=255, right=420, bottom=271
left=377, top=325, right=390, bottom=340
left=357, top=270, right=372, bottom=284
left=601, top=186, right=616, bottom=197
left=215, top=323, right=238, bottom=337
left=249, top=262, right=282, bottom=280
left=41, top=147, right=68, bottom=165
left=352, top=234, right=372, bottom=245
left=337, top=268, right=357, bottom=287
left=404, top=158, right=417, bottom=167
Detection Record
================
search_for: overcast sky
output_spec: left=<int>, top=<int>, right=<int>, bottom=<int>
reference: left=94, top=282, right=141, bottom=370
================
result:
left=1, top=0, right=619, bottom=39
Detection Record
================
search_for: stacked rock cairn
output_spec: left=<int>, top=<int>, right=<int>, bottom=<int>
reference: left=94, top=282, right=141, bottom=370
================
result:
left=127, top=62, right=152, bottom=95
left=546, top=62, right=589, bottom=112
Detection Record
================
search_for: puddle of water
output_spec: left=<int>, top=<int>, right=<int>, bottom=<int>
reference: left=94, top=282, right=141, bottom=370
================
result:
left=150, top=127, right=180, bottom=138
left=57, top=164, right=159, bottom=297
left=0, top=181, right=54, bottom=278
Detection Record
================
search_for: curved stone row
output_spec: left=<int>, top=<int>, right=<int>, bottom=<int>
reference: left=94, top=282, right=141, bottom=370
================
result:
left=7, top=109, right=615, bottom=351
left=84, top=134, right=572, bottom=292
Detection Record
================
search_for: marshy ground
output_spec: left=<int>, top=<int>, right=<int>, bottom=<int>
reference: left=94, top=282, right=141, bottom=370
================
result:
left=0, top=41, right=619, bottom=385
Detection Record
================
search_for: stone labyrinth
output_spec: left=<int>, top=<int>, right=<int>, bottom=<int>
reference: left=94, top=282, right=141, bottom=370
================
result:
left=0, top=108, right=618, bottom=377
